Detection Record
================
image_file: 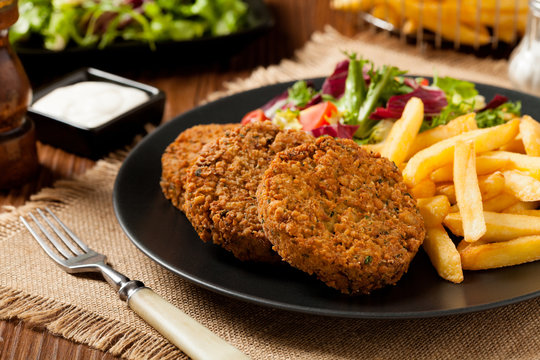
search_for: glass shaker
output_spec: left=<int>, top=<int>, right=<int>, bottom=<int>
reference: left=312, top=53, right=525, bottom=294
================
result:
left=0, top=0, right=38, bottom=189
left=508, top=0, right=540, bottom=96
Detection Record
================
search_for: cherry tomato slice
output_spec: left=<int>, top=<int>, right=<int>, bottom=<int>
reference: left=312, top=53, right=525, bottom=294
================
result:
left=298, top=101, right=338, bottom=131
left=241, top=109, right=268, bottom=125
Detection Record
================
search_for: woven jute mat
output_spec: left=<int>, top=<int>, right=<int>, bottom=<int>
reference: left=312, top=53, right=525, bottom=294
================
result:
left=1, top=27, right=539, bottom=360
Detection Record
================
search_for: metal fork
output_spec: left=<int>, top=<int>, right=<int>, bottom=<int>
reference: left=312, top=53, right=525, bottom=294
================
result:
left=20, top=207, right=249, bottom=360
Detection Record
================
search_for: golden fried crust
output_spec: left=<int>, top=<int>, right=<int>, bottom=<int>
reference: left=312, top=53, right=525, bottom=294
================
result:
left=257, top=136, right=426, bottom=294
left=183, top=121, right=314, bottom=263
left=160, top=123, right=240, bottom=211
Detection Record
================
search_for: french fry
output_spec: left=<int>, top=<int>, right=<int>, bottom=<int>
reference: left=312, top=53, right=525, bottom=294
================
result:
left=444, top=211, right=540, bottom=242
left=402, top=19, right=417, bottom=35
left=431, top=166, right=454, bottom=184
left=434, top=172, right=505, bottom=203
left=430, top=155, right=510, bottom=183
left=478, top=151, right=540, bottom=179
left=410, top=178, right=436, bottom=199
left=519, top=115, right=540, bottom=156
left=505, top=210, right=540, bottom=217
left=460, top=0, right=527, bottom=13
left=459, top=235, right=540, bottom=270
left=454, top=140, right=486, bottom=242
left=482, top=193, right=518, bottom=212
left=330, top=0, right=373, bottom=11
left=331, top=0, right=528, bottom=44
left=477, top=156, right=512, bottom=175
left=454, top=193, right=521, bottom=214
left=396, top=0, right=527, bottom=31
left=403, top=119, right=519, bottom=187
left=371, top=3, right=401, bottom=28
left=497, top=22, right=525, bottom=44
left=381, top=97, right=424, bottom=166
left=407, top=113, right=477, bottom=159
left=417, top=195, right=451, bottom=227
left=361, top=142, right=385, bottom=154
left=436, top=183, right=456, bottom=204
left=499, top=136, right=525, bottom=153
left=332, top=0, right=528, bottom=15
left=478, top=171, right=505, bottom=200
left=385, top=0, right=492, bottom=45
left=424, top=225, right=463, bottom=283
left=503, top=201, right=540, bottom=214
left=503, top=170, right=540, bottom=201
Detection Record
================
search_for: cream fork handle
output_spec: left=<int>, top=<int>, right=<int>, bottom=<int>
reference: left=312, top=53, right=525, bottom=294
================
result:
left=128, top=287, right=250, bottom=360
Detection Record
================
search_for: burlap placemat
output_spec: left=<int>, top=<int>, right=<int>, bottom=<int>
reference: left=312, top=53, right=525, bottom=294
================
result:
left=1, top=27, right=539, bottom=360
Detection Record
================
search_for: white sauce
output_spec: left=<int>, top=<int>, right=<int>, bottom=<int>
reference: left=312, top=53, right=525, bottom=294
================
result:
left=31, top=81, right=150, bottom=129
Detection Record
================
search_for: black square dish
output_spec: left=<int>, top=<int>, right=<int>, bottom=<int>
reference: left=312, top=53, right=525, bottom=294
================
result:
left=28, top=67, right=166, bottom=159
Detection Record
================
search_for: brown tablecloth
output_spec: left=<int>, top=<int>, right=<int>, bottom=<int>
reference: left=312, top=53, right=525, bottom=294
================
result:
left=1, top=27, right=538, bottom=360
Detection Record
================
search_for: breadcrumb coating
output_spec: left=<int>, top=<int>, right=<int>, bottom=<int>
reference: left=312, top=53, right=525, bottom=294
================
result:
left=183, top=121, right=314, bottom=262
left=160, top=123, right=240, bottom=211
left=257, top=136, right=425, bottom=294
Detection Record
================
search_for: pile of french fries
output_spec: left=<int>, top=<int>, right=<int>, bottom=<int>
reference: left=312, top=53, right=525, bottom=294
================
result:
left=331, top=0, right=528, bottom=46
left=365, top=97, right=540, bottom=283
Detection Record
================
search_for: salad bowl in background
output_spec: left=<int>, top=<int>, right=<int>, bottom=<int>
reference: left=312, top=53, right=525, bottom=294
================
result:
left=12, top=0, right=274, bottom=82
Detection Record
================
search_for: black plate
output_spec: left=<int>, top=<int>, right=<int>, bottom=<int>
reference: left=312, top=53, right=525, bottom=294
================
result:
left=15, top=0, right=273, bottom=80
left=113, top=78, right=540, bottom=319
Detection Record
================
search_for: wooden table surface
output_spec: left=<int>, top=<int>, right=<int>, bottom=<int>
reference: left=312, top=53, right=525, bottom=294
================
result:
left=0, top=1, right=361, bottom=358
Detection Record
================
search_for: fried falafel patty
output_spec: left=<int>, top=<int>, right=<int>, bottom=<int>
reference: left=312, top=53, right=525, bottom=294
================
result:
left=257, top=136, right=425, bottom=294
left=183, top=121, right=314, bottom=262
left=160, top=123, right=240, bottom=211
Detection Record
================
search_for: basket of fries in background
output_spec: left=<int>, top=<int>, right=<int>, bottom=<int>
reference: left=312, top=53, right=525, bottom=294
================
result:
left=331, top=0, right=528, bottom=55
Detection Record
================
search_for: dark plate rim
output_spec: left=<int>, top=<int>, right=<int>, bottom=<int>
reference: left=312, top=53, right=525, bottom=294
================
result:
left=113, top=77, right=540, bottom=319
left=120, top=229, right=540, bottom=319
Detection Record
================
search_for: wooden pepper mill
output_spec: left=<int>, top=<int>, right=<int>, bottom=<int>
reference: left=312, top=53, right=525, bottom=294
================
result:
left=0, top=0, right=38, bottom=189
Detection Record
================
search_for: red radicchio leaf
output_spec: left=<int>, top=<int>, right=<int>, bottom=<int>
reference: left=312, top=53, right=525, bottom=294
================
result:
left=403, top=77, right=420, bottom=90
left=480, top=94, right=508, bottom=111
left=309, top=123, right=360, bottom=139
left=320, top=59, right=373, bottom=100
left=305, top=93, right=322, bottom=108
left=321, top=59, right=349, bottom=99
left=369, top=107, right=400, bottom=119
left=261, top=91, right=288, bottom=113
left=370, top=86, right=448, bottom=120
left=125, top=0, right=144, bottom=8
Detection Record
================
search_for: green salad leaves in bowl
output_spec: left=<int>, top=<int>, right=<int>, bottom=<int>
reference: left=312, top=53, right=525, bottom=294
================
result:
left=10, top=0, right=260, bottom=51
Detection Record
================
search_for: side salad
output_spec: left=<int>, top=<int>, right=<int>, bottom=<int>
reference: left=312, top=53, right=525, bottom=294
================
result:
left=10, top=0, right=251, bottom=51
left=241, top=54, right=521, bottom=144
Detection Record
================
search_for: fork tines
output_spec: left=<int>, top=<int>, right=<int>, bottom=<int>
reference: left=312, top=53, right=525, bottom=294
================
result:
left=20, top=207, right=89, bottom=264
